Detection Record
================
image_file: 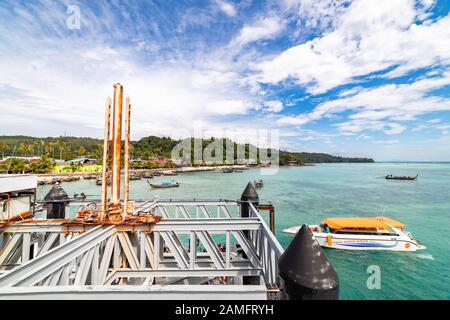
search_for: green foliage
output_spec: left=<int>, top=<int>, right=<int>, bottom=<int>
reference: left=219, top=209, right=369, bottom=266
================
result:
left=28, top=156, right=56, bottom=174
left=0, top=135, right=374, bottom=170
left=0, top=158, right=26, bottom=173
left=0, top=156, right=56, bottom=174
left=280, top=151, right=374, bottom=164
left=62, top=162, right=83, bottom=173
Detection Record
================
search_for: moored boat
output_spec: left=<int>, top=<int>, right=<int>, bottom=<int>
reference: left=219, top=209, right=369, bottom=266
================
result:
left=162, top=170, right=178, bottom=176
left=129, top=173, right=142, bottom=180
left=283, top=216, right=426, bottom=252
left=222, top=168, right=233, bottom=173
left=385, top=174, right=418, bottom=180
left=253, top=179, right=263, bottom=188
left=147, top=180, right=179, bottom=189
left=142, top=172, right=154, bottom=179
left=96, top=177, right=111, bottom=185
left=152, top=171, right=162, bottom=176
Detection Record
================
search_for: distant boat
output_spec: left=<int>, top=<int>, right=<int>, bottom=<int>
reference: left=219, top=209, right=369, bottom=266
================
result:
left=253, top=179, right=264, bottom=188
left=222, top=168, right=233, bottom=173
left=142, top=172, right=154, bottom=179
left=385, top=174, right=418, bottom=181
left=129, top=173, right=142, bottom=180
left=152, top=171, right=162, bottom=176
left=162, top=171, right=178, bottom=176
left=96, top=177, right=111, bottom=185
left=234, top=169, right=244, bottom=173
left=147, top=180, right=179, bottom=189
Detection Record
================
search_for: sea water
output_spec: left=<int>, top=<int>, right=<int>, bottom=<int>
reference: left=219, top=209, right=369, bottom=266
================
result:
left=37, top=163, right=450, bottom=300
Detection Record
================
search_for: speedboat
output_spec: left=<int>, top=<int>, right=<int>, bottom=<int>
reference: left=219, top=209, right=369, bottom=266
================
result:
left=283, top=216, right=426, bottom=252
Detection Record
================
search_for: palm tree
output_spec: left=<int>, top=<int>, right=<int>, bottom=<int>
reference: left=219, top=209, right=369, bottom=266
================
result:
left=57, top=140, right=68, bottom=160
left=18, top=143, right=28, bottom=156
left=0, top=141, right=8, bottom=159
left=34, top=139, right=44, bottom=157
left=77, top=146, right=86, bottom=157
left=45, top=141, right=57, bottom=158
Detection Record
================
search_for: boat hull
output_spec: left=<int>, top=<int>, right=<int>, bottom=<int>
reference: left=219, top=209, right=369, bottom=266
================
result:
left=149, top=183, right=179, bottom=189
left=283, top=227, right=425, bottom=252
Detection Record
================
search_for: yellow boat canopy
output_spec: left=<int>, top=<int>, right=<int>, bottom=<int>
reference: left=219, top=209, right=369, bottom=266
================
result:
left=322, top=217, right=405, bottom=230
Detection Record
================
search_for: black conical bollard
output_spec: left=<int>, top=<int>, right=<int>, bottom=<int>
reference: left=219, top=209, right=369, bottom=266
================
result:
left=240, top=182, right=259, bottom=217
left=44, top=183, right=69, bottom=219
left=240, top=182, right=259, bottom=238
left=279, top=224, right=339, bottom=300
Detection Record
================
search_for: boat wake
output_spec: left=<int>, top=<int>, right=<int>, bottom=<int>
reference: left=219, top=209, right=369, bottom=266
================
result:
left=416, top=253, right=435, bottom=260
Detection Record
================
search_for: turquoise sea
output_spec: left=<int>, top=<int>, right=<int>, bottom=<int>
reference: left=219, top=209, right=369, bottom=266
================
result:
left=37, top=163, right=450, bottom=300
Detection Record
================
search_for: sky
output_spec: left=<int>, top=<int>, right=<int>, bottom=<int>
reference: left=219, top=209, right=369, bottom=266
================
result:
left=0, top=0, right=450, bottom=161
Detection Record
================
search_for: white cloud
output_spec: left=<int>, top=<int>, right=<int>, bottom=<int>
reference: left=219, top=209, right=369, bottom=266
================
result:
left=263, top=100, right=283, bottom=113
left=255, top=0, right=450, bottom=94
left=374, top=139, right=399, bottom=144
left=216, top=0, right=237, bottom=17
left=231, top=16, right=284, bottom=47
left=206, top=99, right=251, bottom=115
left=277, top=71, right=450, bottom=134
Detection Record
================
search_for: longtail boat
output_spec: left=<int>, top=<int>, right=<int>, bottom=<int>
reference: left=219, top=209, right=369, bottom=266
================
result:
left=147, top=180, right=179, bottom=189
left=385, top=174, right=418, bottom=181
left=162, top=171, right=178, bottom=176
left=142, top=172, right=154, bottom=179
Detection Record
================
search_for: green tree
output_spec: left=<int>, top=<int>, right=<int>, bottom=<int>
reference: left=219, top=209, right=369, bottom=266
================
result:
left=28, top=156, right=56, bottom=174
left=0, top=140, right=7, bottom=159
left=77, top=146, right=86, bottom=157
left=56, top=139, right=68, bottom=160
left=18, top=143, right=33, bottom=156
left=44, top=140, right=56, bottom=157
left=1, top=158, right=26, bottom=173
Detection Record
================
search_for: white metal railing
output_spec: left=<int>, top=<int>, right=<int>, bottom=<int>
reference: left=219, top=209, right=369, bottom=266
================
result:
left=249, top=203, right=284, bottom=284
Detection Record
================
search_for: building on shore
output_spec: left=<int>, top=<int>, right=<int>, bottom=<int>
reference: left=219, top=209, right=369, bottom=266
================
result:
left=65, top=157, right=98, bottom=165
left=148, top=156, right=170, bottom=166
left=0, top=174, right=37, bottom=221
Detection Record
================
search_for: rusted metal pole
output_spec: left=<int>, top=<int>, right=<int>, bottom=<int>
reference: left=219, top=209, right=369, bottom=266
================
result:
left=270, top=208, right=275, bottom=235
left=100, top=97, right=111, bottom=220
left=122, top=97, right=131, bottom=218
left=111, top=84, right=123, bottom=208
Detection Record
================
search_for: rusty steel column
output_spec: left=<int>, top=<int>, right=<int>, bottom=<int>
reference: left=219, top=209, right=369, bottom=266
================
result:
left=110, top=83, right=123, bottom=208
left=100, top=97, right=112, bottom=220
left=270, top=208, right=275, bottom=235
left=122, top=97, right=131, bottom=218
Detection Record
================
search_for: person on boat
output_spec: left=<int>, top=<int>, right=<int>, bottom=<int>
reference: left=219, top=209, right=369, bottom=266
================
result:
left=324, top=224, right=331, bottom=233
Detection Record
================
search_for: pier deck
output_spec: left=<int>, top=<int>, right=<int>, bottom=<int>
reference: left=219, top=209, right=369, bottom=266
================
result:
left=0, top=199, right=283, bottom=300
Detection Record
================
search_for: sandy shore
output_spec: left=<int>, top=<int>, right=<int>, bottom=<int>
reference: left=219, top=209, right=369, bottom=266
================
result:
left=37, top=165, right=251, bottom=185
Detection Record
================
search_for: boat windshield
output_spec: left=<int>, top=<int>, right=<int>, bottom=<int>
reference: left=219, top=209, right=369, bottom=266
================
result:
left=333, top=228, right=399, bottom=236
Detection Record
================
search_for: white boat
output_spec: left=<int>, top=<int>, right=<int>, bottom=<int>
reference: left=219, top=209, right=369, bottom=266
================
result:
left=283, top=216, right=426, bottom=252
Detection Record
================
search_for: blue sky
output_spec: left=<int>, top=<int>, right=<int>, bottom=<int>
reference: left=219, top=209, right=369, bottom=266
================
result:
left=0, top=0, right=450, bottom=161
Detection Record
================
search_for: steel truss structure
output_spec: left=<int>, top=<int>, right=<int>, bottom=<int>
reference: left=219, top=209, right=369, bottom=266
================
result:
left=0, top=200, right=283, bottom=299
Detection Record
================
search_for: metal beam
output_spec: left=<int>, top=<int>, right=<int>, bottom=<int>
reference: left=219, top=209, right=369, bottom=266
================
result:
left=0, top=226, right=115, bottom=287
left=0, top=285, right=268, bottom=300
